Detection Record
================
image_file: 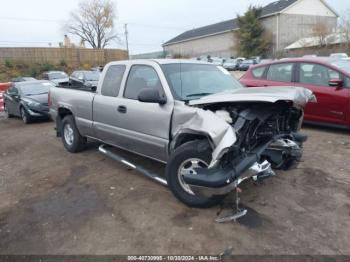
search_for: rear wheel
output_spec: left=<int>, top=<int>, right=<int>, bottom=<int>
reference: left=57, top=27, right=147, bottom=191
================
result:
left=166, top=140, right=226, bottom=208
left=20, top=107, right=31, bottom=124
left=61, top=115, right=86, bottom=153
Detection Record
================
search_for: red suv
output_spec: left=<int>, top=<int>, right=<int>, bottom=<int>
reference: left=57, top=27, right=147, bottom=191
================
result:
left=240, top=58, right=350, bottom=128
left=0, top=82, right=11, bottom=112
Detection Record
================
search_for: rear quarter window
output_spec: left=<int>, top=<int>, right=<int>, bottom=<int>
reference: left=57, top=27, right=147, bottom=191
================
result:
left=252, top=66, right=266, bottom=78
left=101, top=65, right=126, bottom=97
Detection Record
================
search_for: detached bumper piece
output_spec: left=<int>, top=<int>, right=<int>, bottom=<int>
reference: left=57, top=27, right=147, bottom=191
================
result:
left=183, top=133, right=306, bottom=197
left=183, top=157, right=275, bottom=198
left=263, top=134, right=307, bottom=170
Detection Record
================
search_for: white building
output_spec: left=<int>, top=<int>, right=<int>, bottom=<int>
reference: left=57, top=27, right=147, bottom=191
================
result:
left=163, top=0, right=338, bottom=57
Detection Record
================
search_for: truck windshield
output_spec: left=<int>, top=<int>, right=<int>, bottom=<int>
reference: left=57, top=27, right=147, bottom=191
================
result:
left=162, top=63, right=243, bottom=100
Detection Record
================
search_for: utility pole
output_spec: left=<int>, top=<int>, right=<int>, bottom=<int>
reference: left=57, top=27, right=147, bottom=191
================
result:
left=124, top=23, right=129, bottom=59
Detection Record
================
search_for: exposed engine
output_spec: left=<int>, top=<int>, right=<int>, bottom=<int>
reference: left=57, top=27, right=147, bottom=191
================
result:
left=207, top=101, right=306, bottom=170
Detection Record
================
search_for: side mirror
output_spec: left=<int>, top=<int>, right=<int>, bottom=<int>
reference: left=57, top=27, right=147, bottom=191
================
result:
left=138, top=88, right=167, bottom=105
left=329, top=78, right=343, bottom=88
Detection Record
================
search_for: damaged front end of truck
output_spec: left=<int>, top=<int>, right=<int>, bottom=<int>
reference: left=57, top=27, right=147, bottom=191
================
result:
left=171, top=86, right=315, bottom=199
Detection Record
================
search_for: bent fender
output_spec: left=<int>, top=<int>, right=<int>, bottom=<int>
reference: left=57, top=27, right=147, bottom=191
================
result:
left=171, top=101, right=236, bottom=167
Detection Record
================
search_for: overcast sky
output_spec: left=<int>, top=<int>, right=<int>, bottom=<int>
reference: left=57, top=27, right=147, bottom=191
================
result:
left=0, top=0, right=347, bottom=54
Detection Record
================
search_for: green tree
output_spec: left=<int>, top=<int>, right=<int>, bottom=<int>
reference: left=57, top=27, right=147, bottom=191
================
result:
left=235, top=6, right=272, bottom=57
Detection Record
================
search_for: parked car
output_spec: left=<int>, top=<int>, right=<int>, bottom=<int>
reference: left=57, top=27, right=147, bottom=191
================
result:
left=0, top=82, right=11, bottom=92
left=209, top=57, right=224, bottom=66
left=223, top=59, right=238, bottom=71
left=330, top=53, right=348, bottom=59
left=69, top=70, right=100, bottom=91
left=12, top=77, right=37, bottom=82
left=42, top=71, right=69, bottom=85
left=240, top=57, right=350, bottom=128
left=50, top=59, right=313, bottom=208
left=238, top=59, right=257, bottom=71
left=0, top=91, right=4, bottom=112
left=251, top=56, right=261, bottom=63
left=259, top=59, right=274, bottom=64
left=91, top=65, right=104, bottom=72
left=236, top=57, right=246, bottom=63
left=303, top=54, right=317, bottom=58
left=198, top=56, right=209, bottom=62
left=0, top=82, right=12, bottom=112
left=3, top=80, right=54, bottom=123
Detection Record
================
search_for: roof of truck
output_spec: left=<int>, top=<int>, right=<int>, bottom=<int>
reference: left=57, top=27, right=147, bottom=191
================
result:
left=110, top=59, right=211, bottom=65
left=153, top=59, right=211, bottom=65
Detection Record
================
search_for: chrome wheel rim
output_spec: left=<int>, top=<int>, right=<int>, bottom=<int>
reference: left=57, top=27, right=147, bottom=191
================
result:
left=177, top=158, right=208, bottom=195
left=64, top=123, right=74, bottom=146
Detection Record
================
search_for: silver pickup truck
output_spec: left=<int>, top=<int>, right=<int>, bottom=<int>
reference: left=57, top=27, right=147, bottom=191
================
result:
left=49, top=59, right=314, bottom=208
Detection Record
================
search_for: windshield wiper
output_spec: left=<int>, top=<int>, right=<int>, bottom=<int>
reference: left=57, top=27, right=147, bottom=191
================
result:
left=186, top=92, right=213, bottom=98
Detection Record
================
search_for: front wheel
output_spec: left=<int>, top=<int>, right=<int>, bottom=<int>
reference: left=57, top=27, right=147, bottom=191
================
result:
left=61, top=115, right=86, bottom=153
left=166, top=140, right=226, bottom=208
left=20, top=107, right=31, bottom=124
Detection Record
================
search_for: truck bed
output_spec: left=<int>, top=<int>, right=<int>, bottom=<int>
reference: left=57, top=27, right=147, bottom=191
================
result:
left=50, top=85, right=96, bottom=137
left=56, top=83, right=96, bottom=93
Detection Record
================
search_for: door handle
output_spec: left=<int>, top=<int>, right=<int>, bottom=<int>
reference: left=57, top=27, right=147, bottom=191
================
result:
left=117, top=105, right=127, bottom=114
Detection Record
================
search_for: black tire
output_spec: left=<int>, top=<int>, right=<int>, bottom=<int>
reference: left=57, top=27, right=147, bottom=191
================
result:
left=61, top=115, right=86, bottom=153
left=166, top=140, right=226, bottom=208
left=20, top=107, right=31, bottom=124
left=3, top=103, right=13, bottom=118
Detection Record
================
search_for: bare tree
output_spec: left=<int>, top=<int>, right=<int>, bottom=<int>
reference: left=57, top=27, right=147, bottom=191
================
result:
left=65, top=0, right=118, bottom=49
left=338, top=10, right=350, bottom=49
left=312, top=22, right=332, bottom=47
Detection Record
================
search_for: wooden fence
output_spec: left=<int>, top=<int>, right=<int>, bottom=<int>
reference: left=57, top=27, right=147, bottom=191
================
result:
left=0, top=47, right=128, bottom=66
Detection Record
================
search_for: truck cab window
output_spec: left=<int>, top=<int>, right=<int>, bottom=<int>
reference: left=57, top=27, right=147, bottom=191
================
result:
left=101, top=65, right=126, bottom=97
left=124, top=65, right=163, bottom=100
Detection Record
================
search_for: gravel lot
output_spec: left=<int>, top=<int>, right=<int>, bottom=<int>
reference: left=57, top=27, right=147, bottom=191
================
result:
left=0, top=104, right=350, bottom=255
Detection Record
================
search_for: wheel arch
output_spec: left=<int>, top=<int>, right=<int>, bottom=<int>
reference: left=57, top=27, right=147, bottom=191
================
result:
left=18, top=102, right=28, bottom=117
left=170, top=132, right=213, bottom=153
left=56, top=107, right=73, bottom=137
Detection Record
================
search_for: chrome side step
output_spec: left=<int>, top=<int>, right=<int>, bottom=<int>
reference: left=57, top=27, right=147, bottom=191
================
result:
left=98, top=144, right=168, bottom=187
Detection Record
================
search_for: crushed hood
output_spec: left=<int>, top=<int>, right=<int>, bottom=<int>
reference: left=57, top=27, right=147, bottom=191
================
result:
left=23, top=93, right=49, bottom=104
left=189, top=87, right=315, bottom=108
